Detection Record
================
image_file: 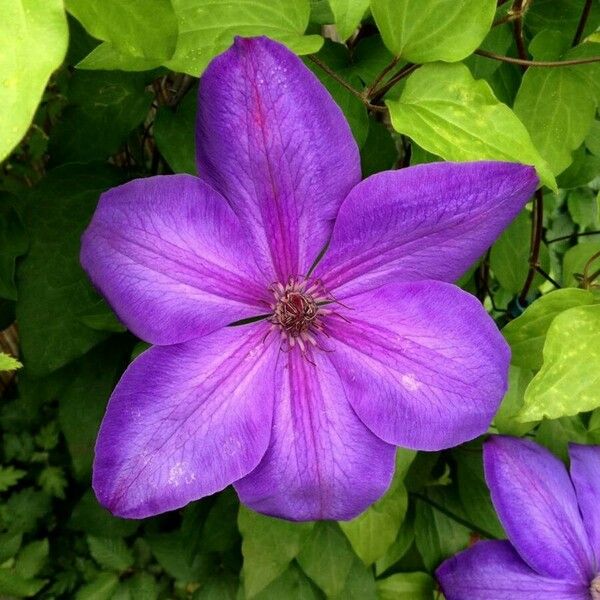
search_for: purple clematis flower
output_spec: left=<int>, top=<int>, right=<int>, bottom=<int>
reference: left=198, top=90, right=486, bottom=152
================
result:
left=437, top=436, right=600, bottom=599
left=81, top=36, right=538, bottom=521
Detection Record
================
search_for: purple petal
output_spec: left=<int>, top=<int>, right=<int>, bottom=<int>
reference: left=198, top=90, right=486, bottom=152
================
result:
left=234, top=348, right=396, bottom=521
left=437, top=540, right=589, bottom=600
left=93, top=323, right=278, bottom=518
left=314, top=162, right=537, bottom=297
left=196, top=36, right=361, bottom=282
left=81, top=174, right=269, bottom=345
left=325, top=280, right=509, bottom=450
left=484, top=436, right=595, bottom=583
left=569, top=444, right=600, bottom=568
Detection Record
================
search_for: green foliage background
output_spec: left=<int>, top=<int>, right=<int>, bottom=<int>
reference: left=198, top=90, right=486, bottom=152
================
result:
left=1, top=0, right=599, bottom=598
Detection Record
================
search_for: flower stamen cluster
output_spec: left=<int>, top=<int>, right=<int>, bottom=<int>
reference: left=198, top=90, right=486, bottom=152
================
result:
left=268, top=277, right=331, bottom=352
left=591, top=575, right=600, bottom=600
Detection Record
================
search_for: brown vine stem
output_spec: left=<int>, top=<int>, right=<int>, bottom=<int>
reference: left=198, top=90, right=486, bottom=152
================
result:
left=519, top=189, right=544, bottom=305
left=370, top=63, right=420, bottom=101
left=306, top=54, right=387, bottom=113
left=474, top=49, right=600, bottom=67
left=364, top=56, right=400, bottom=99
left=573, top=0, right=593, bottom=47
left=547, top=230, right=600, bottom=244
left=581, top=249, right=600, bottom=289
left=512, top=0, right=528, bottom=66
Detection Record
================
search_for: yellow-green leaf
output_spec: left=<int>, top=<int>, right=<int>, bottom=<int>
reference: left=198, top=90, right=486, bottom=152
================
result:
left=386, top=63, right=556, bottom=190
left=0, top=0, right=68, bottom=161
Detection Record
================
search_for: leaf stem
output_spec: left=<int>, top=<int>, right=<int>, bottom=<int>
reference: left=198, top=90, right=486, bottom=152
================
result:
left=371, top=63, right=420, bottom=101
left=512, top=0, right=528, bottom=68
left=411, top=492, right=497, bottom=539
left=519, top=189, right=544, bottom=304
left=306, top=54, right=387, bottom=113
left=535, top=266, right=561, bottom=289
left=364, top=56, right=401, bottom=99
left=572, top=0, right=593, bottom=47
left=547, top=230, right=600, bottom=244
left=474, top=49, right=600, bottom=67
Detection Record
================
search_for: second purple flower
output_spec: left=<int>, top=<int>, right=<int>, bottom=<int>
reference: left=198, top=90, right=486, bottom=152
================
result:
left=81, top=37, right=538, bottom=521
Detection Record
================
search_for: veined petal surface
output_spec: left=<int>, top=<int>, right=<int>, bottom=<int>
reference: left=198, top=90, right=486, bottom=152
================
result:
left=569, top=444, right=600, bottom=569
left=437, top=540, right=589, bottom=600
left=326, top=280, right=509, bottom=450
left=93, top=323, right=278, bottom=518
left=81, top=174, right=269, bottom=345
left=234, top=347, right=396, bottom=521
left=315, top=161, right=537, bottom=297
left=484, top=436, right=595, bottom=583
left=196, top=36, right=361, bottom=281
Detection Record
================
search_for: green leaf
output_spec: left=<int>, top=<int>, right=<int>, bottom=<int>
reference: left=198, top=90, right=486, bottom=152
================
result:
left=527, top=0, right=600, bottom=41
left=59, top=341, right=128, bottom=480
left=563, top=241, right=600, bottom=287
left=414, top=491, right=470, bottom=571
left=147, top=531, right=210, bottom=582
left=329, top=0, right=369, bottom=40
left=194, top=574, right=238, bottom=600
left=376, top=572, right=434, bottom=600
left=0, top=466, right=26, bottom=492
left=238, top=506, right=313, bottom=598
left=165, top=0, right=323, bottom=76
left=503, top=288, right=596, bottom=370
left=75, top=572, right=120, bottom=600
left=374, top=518, right=415, bottom=576
left=520, top=303, right=600, bottom=420
left=253, top=564, right=321, bottom=600
left=2, top=489, right=51, bottom=534
left=334, top=556, right=376, bottom=600
left=535, top=415, right=590, bottom=462
left=38, top=466, right=67, bottom=499
left=0, top=0, right=68, bottom=162
left=305, top=41, right=368, bottom=147
left=128, top=573, right=159, bottom=600
left=454, top=445, right=504, bottom=538
left=87, top=536, right=134, bottom=572
left=16, top=164, right=123, bottom=377
left=494, top=366, right=537, bottom=435
left=154, top=88, right=198, bottom=175
left=490, top=210, right=549, bottom=295
left=66, top=0, right=178, bottom=65
left=371, top=0, right=496, bottom=63
left=514, top=45, right=597, bottom=175
left=49, top=71, right=152, bottom=165
left=0, top=352, right=22, bottom=372
left=70, top=491, right=139, bottom=538
left=77, top=300, right=127, bottom=333
left=339, top=450, right=415, bottom=565
left=297, top=522, right=356, bottom=597
left=77, top=42, right=162, bottom=71
left=360, top=117, right=397, bottom=177
left=557, top=148, right=600, bottom=189
left=568, top=188, right=599, bottom=231
left=0, top=200, right=28, bottom=301
left=386, top=63, right=556, bottom=190
left=0, top=533, right=22, bottom=563
left=465, top=24, right=513, bottom=80
left=586, top=120, right=600, bottom=156
left=14, top=539, right=49, bottom=579
left=0, top=569, right=47, bottom=598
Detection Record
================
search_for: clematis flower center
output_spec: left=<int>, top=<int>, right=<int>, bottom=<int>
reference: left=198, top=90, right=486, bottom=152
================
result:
left=269, top=278, right=331, bottom=352
left=591, top=575, right=600, bottom=600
